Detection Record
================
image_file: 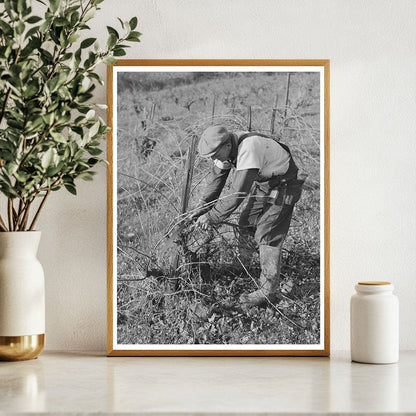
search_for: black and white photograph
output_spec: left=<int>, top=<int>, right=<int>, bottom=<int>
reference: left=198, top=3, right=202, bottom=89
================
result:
left=108, top=61, right=329, bottom=355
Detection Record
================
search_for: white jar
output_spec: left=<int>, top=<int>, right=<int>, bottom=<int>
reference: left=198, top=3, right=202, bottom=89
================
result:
left=350, top=281, right=399, bottom=364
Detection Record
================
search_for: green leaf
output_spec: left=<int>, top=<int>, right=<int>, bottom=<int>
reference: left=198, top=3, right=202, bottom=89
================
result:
left=25, top=117, right=44, bottom=134
left=83, top=9, right=95, bottom=23
left=88, top=72, right=104, bottom=85
left=59, top=29, right=67, bottom=47
left=0, top=183, right=18, bottom=198
left=41, top=148, right=55, bottom=169
left=57, top=85, right=71, bottom=100
left=61, top=52, right=72, bottom=61
left=21, top=37, right=41, bottom=57
left=4, top=1, right=16, bottom=19
left=7, top=119, right=24, bottom=129
left=78, top=171, right=95, bottom=181
left=88, top=120, right=100, bottom=138
left=70, top=11, right=80, bottom=26
left=54, top=17, right=69, bottom=27
left=26, top=15, right=42, bottom=24
left=48, top=76, right=60, bottom=92
left=63, top=147, right=70, bottom=160
left=87, top=147, right=102, bottom=156
left=24, top=26, right=40, bottom=39
left=74, top=115, right=86, bottom=125
left=40, top=49, right=54, bottom=64
left=107, top=33, right=117, bottom=49
left=80, top=37, right=96, bottom=49
left=80, top=76, right=92, bottom=92
left=68, top=33, right=80, bottom=44
left=50, top=131, right=67, bottom=143
left=76, top=160, right=90, bottom=169
left=14, top=171, right=28, bottom=183
left=116, top=17, right=125, bottom=29
left=0, top=20, right=13, bottom=35
left=49, top=0, right=60, bottom=13
left=113, top=47, right=126, bottom=57
left=23, top=83, right=39, bottom=98
left=16, top=21, right=25, bottom=35
left=64, top=183, right=77, bottom=195
left=42, top=112, right=55, bottom=125
left=71, top=126, right=84, bottom=136
left=45, top=165, right=62, bottom=177
left=74, top=148, right=83, bottom=159
left=87, top=158, right=100, bottom=166
left=126, top=31, right=141, bottom=42
left=56, top=112, right=71, bottom=126
left=129, top=17, right=138, bottom=30
left=5, top=162, right=18, bottom=176
left=22, top=5, right=32, bottom=17
left=103, top=56, right=117, bottom=65
left=0, top=141, right=14, bottom=152
left=17, top=0, right=27, bottom=14
left=106, top=26, right=119, bottom=39
left=85, top=109, right=95, bottom=120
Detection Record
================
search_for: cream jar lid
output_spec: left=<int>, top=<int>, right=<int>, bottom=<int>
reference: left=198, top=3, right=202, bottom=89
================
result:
left=358, top=281, right=391, bottom=285
left=356, top=281, right=394, bottom=293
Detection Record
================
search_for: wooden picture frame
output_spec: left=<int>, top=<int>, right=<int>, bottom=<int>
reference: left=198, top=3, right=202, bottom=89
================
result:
left=107, top=60, right=330, bottom=356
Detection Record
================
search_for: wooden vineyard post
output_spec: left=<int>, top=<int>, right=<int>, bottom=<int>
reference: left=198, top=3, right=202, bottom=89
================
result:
left=170, top=134, right=198, bottom=286
left=180, top=134, right=198, bottom=213
left=211, top=95, right=216, bottom=124
left=270, top=90, right=279, bottom=135
left=284, top=72, right=291, bottom=125
left=150, top=102, right=156, bottom=122
left=247, top=105, right=252, bottom=131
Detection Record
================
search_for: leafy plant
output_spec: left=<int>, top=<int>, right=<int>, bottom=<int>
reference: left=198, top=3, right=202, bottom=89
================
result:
left=0, top=0, right=141, bottom=231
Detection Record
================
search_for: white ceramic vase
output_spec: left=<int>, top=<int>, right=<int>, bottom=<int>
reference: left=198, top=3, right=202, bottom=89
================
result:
left=0, top=231, right=45, bottom=360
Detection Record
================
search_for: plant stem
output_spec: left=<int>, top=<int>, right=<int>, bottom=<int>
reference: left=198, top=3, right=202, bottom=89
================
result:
left=7, top=199, right=14, bottom=231
left=14, top=198, right=28, bottom=231
left=29, top=189, right=50, bottom=231
left=20, top=200, right=33, bottom=231
left=0, top=214, right=8, bottom=232
left=14, top=200, right=22, bottom=231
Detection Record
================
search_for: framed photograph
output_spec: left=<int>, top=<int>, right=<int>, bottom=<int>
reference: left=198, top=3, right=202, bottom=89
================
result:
left=107, top=60, right=330, bottom=356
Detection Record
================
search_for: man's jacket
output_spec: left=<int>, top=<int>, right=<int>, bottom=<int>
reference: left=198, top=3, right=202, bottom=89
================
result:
left=200, top=132, right=299, bottom=224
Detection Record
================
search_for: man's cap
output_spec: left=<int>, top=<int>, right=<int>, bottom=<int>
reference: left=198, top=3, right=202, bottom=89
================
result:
left=198, top=126, right=230, bottom=158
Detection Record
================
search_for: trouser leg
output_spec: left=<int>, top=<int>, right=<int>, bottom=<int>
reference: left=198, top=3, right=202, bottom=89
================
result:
left=240, top=244, right=283, bottom=306
left=240, top=199, right=295, bottom=306
left=238, top=187, right=266, bottom=259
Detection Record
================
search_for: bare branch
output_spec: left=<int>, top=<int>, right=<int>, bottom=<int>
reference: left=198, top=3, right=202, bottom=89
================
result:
left=29, top=190, right=50, bottom=231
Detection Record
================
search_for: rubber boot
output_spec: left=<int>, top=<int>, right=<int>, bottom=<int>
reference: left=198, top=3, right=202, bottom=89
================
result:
left=240, top=245, right=282, bottom=307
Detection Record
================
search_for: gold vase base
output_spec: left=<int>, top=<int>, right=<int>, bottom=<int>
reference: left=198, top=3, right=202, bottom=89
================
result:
left=0, top=334, right=45, bottom=361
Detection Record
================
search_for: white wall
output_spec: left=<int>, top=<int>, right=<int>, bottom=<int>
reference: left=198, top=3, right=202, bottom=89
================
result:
left=38, top=0, right=416, bottom=351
